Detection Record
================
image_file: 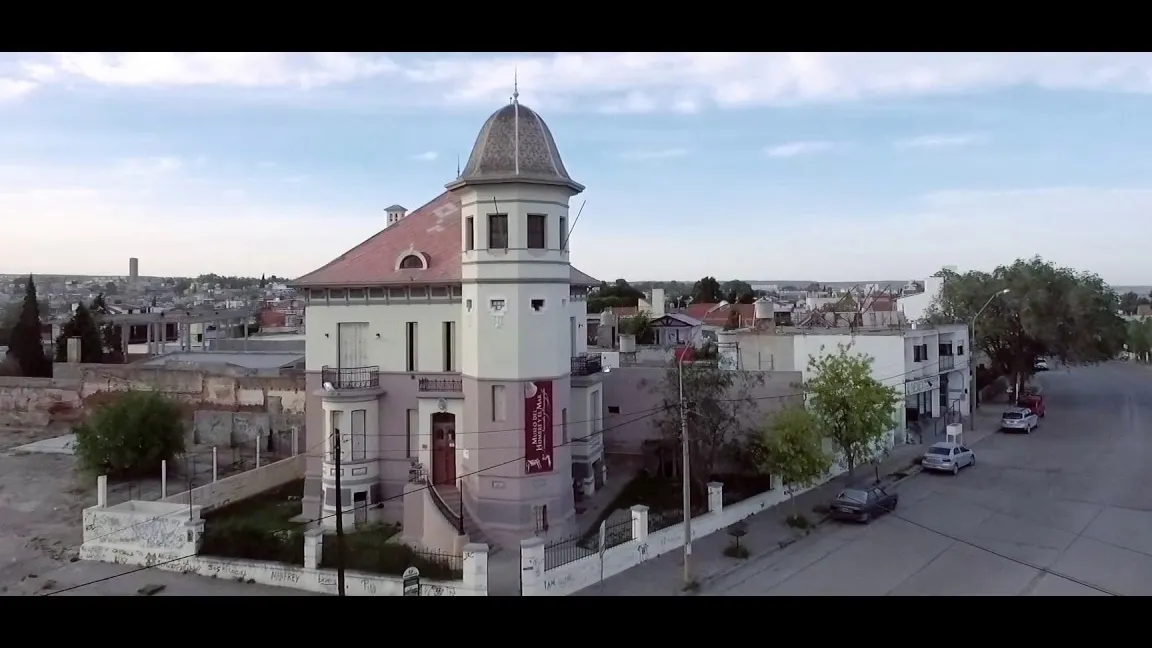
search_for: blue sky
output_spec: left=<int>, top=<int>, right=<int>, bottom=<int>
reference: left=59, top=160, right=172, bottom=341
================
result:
left=2, top=52, right=1152, bottom=284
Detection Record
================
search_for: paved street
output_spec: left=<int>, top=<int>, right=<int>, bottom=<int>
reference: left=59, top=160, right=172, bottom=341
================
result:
left=701, top=362, right=1152, bottom=596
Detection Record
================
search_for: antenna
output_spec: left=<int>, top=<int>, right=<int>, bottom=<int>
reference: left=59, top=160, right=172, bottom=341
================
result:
left=456, top=153, right=461, bottom=178
left=491, top=197, right=501, bottom=216
left=561, top=200, right=586, bottom=250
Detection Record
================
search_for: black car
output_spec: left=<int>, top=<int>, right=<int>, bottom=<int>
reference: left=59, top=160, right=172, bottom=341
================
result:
left=829, top=483, right=898, bottom=524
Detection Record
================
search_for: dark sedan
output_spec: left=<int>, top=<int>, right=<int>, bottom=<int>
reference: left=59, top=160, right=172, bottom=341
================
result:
left=829, top=484, right=899, bottom=524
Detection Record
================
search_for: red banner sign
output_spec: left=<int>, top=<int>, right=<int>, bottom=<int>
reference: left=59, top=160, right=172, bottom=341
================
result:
left=524, top=380, right=555, bottom=474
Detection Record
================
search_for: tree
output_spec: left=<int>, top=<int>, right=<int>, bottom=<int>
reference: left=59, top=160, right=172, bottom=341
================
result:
left=755, top=406, right=832, bottom=517
left=260, top=273, right=267, bottom=288
left=1119, top=291, right=1141, bottom=315
left=587, top=279, right=645, bottom=314
left=8, top=275, right=52, bottom=378
left=1127, top=318, right=1152, bottom=362
left=691, top=276, right=724, bottom=304
left=926, top=257, right=1126, bottom=389
left=805, top=344, right=900, bottom=475
left=73, top=391, right=186, bottom=478
left=804, top=283, right=821, bottom=292
left=723, top=308, right=741, bottom=330
left=650, top=359, right=764, bottom=499
left=54, top=303, right=105, bottom=363
left=90, top=294, right=124, bottom=363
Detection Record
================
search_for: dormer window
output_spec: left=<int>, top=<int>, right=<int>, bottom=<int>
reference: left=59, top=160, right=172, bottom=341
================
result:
left=399, top=255, right=423, bottom=270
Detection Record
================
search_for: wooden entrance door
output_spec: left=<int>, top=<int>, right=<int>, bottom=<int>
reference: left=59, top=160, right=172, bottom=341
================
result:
left=353, top=491, right=368, bottom=525
left=431, top=413, right=456, bottom=485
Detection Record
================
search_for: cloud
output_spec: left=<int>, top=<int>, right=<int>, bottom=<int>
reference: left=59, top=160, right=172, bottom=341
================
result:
left=895, top=133, right=987, bottom=149
left=115, top=156, right=183, bottom=175
left=7, top=52, right=1152, bottom=113
left=412, top=151, right=439, bottom=162
left=0, top=78, right=37, bottom=101
left=764, top=141, right=838, bottom=158
left=619, top=148, right=689, bottom=161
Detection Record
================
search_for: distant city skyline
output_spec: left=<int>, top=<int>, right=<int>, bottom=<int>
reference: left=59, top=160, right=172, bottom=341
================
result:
left=3, top=53, right=1152, bottom=283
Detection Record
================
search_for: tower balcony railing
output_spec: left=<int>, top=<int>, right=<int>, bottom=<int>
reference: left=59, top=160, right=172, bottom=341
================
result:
left=571, top=354, right=603, bottom=376
left=321, top=366, right=380, bottom=391
left=418, top=377, right=463, bottom=392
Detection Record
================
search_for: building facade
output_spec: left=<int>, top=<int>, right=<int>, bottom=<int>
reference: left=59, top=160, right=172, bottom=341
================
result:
left=294, top=96, right=606, bottom=550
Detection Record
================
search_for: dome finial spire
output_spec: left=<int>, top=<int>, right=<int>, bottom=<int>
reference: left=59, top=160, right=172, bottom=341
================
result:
left=512, top=67, right=519, bottom=104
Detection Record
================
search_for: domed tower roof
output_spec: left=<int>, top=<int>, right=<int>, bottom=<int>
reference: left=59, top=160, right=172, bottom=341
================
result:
left=446, top=96, right=584, bottom=194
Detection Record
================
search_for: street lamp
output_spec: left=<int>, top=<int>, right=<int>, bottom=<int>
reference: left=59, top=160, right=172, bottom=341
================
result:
left=680, top=299, right=727, bottom=587
left=970, top=288, right=1009, bottom=415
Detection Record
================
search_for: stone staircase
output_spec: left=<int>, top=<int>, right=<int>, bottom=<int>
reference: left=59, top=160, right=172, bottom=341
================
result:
left=433, top=484, right=502, bottom=554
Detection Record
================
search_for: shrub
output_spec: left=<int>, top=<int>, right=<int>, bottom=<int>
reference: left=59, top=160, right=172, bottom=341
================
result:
left=73, top=391, right=186, bottom=479
left=785, top=513, right=811, bottom=529
left=723, top=542, right=750, bottom=559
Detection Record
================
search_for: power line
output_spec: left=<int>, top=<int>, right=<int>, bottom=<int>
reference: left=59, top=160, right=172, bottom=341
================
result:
left=43, top=359, right=962, bottom=594
left=43, top=404, right=672, bottom=595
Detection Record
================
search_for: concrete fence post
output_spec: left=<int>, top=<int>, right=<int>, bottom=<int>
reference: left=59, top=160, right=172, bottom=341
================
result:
left=707, top=482, right=724, bottom=514
left=255, top=435, right=262, bottom=468
left=161, top=460, right=168, bottom=499
left=291, top=428, right=300, bottom=456
left=519, top=537, right=546, bottom=596
left=97, top=475, right=108, bottom=508
left=303, top=528, right=325, bottom=569
left=630, top=505, right=649, bottom=544
left=462, top=543, right=489, bottom=595
left=212, top=447, right=218, bottom=482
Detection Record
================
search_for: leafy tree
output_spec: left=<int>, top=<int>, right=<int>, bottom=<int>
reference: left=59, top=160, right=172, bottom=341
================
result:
left=103, top=281, right=118, bottom=296
left=587, top=279, right=645, bottom=314
left=805, top=344, right=900, bottom=475
left=804, top=283, right=821, bottom=292
left=54, top=303, right=105, bottom=363
left=1119, top=291, right=1141, bottom=315
left=73, top=391, right=186, bottom=479
left=620, top=313, right=653, bottom=342
left=755, top=407, right=832, bottom=516
left=926, top=257, right=1126, bottom=388
left=650, top=360, right=764, bottom=498
left=91, top=294, right=124, bottom=363
left=691, top=276, right=724, bottom=304
left=8, top=275, right=52, bottom=378
left=1127, top=318, right=1152, bottom=362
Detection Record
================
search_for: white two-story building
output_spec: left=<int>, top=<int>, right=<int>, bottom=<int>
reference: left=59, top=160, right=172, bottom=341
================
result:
left=293, top=93, right=607, bottom=551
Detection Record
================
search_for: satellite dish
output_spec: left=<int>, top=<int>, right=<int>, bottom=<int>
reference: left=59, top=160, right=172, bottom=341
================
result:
left=323, top=382, right=335, bottom=393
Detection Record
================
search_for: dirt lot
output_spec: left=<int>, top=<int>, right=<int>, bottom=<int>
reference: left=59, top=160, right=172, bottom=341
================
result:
left=0, top=426, right=318, bottom=596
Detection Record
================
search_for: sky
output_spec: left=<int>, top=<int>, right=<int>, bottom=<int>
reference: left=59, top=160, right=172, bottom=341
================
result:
left=2, top=52, right=1152, bottom=285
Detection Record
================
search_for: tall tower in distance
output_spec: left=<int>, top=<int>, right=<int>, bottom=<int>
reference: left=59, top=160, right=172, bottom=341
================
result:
left=129, top=257, right=139, bottom=283
left=446, top=87, right=585, bottom=547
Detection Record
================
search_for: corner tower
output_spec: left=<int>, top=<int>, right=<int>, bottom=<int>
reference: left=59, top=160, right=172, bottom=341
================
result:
left=445, top=92, right=584, bottom=547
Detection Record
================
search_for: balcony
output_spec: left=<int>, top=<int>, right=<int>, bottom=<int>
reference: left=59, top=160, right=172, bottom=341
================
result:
left=418, top=377, right=462, bottom=392
left=939, top=355, right=955, bottom=371
left=571, top=354, right=603, bottom=377
left=321, top=366, right=380, bottom=390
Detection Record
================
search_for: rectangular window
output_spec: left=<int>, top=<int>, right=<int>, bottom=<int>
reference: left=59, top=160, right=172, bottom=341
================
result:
left=492, top=385, right=506, bottom=422
left=527, top=214, right=546, bottom=249
left=351, top=409, right=367, bottom=460
left=328, top=410, right=344, bottom=461
left=957, top=345, right=965, bottom=355
left=406, top=409, right=417, bottom=458
left=405, top=322, right=418, bottom=372
left=559, top=216, right=568, bottom=250
left=465, top=217, right=475, bottom=251
left=488, top=214, right=508, bottom=249
left=591, top=390, right=602, bottom=433
left=443, top=321, right=454, bottom=372
left=913, top=346, right=921, bottom=362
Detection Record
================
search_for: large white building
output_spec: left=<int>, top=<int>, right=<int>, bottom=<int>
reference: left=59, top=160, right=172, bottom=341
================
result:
left=293, top=94, right=607, bottom=551
left=718, top=320, right=972, bottom=444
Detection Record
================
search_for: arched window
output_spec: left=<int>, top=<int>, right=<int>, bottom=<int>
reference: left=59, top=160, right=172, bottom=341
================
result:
left=399, top=255, right=423, bottom=270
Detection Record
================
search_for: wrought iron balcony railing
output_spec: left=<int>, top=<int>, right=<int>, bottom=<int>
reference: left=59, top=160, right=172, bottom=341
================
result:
left=320, top=366, right=380, bottom=390
left=571, top=354, right=603, bottom=376
left=418, top=377, right=463, bottom=392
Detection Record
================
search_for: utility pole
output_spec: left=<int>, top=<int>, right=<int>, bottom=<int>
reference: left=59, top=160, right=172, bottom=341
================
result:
left=679, top=364, right=692, bottom=587
left=332, top=429, right=347, bottom=596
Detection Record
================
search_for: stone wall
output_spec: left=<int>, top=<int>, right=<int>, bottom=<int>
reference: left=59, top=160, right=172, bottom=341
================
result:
left=0, top=364, right=307, bottom=430
left=159, top=454, right=305, bottom=513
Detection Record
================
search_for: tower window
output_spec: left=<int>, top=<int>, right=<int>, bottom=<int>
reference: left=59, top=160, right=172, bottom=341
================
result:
left=527, top=214, right=546, bottom=249
left=559, top=216, right=568, bottom=250
left=465, top=217, right=474, bottom=251
left=488, top=214, right=508, bottom=249
left=531, top=299, right=545, bottom=312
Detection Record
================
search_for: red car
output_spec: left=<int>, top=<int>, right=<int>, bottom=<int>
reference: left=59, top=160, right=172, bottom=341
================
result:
left=1017, top=393, right=1046, bottom=417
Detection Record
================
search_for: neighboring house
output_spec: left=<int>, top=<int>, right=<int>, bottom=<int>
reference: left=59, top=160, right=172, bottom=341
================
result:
left=717, top=322, right=972, bottom=443
left=293, top=95, right=607, bottom=551
left=646, top=313, right=704, bottom=346
left=897, top=275, right=946, bottom=323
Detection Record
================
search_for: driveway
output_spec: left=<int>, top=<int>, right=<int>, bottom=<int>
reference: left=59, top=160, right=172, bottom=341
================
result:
left=701, top=362, right=1152, bottom=596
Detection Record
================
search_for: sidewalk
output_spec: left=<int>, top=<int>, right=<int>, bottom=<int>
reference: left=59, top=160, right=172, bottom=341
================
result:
left=578, top=411, right=1001, bottom=596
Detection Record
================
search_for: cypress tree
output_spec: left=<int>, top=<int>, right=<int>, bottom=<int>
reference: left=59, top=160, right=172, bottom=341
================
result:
left=55, top=303, right=105, bottom=364
left=9, top=275, right=52, bottom=377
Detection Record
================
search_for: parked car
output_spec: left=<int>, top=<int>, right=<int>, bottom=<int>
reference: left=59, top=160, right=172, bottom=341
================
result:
left=1034, top=359, right=1049, bottom=371
left=921, top=441, right=975, bottom=475
left=1017, top=393, right=1046, bottom=417
left=1000, top=407, right=1039, bottom=433
left=829, top=483, right=898, bottom=524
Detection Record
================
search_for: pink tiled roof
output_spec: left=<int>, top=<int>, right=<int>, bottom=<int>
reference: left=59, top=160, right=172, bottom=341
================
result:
left=294, top=192, right=599, bottom=287
left=684, top=302, right=756, bottom=327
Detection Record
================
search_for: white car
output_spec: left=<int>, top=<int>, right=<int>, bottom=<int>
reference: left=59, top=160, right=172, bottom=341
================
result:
left=921, top=442, right=975, bottom=475
left=1034, top=359, right=1049, bottom=371
left=1000, top=407, right=1039, bottom=433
